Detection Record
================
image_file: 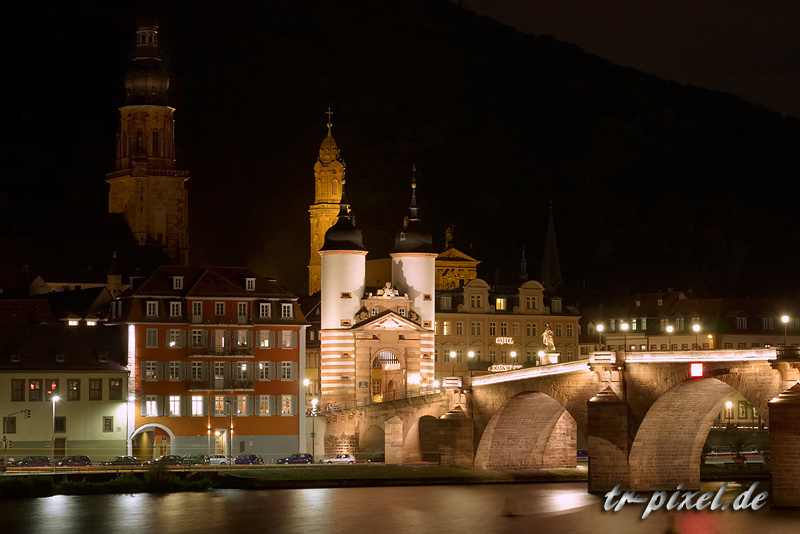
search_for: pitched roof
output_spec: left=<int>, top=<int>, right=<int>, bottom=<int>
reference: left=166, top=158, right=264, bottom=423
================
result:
left=128, top=266, right=295, bottom=299
left=0, top=299, right=57, bottom=324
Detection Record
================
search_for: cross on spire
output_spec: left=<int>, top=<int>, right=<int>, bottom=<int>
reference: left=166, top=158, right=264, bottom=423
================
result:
left=326, top=107, right=333, bottom=128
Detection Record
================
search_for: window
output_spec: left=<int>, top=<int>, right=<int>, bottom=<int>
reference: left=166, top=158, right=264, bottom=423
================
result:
left=682, top=344, right=689, bottom=350
left=752, top=343, right=760, bottom=348
left=372, top=380, right=381, bottom=395
left=496, top=298, right=506, bottom=311
left=281, top=330, right=293, bottom=348
left=642, top=318, right=647, bottom=330
left=398, top=308, right=406, bottom=317
left=192, top=330, right=203, bottom=347
left=173, top=276, right=183, bottom=290
left=610, top=319, right=616, bottom=331
left=763, top=318, right=774, bottom=330
left=145, top=396, right=158, bottom=416
left=168, top=396, right=180, bottom=416
left=145, top=362, right=157, bottom=380
left=146, top=329, right=158, bottom=348
left=146, top=301, right=158, bottom=317
left=246, top=278, right=255, bottom=291
left=441, top=296, right=452, bottom=309
left=238, top=302, right=247, bottom=318
left=168, top=329, right=181, bottom=347
left=552, top=300, right=562, bottom=313
left=457, top=350, right=463, bottom=363
left=170, top=302, right=181, bottom=317
left=214, top=395, right=226, bottom=415
left=512, top=323, right=519, bottom=336
left=260, top=303, right=271, bottom=318
left=103, top=416, right=114, bottom=433
left=555, top=324, right=562, bottom=337
left=11, top=379, right=24, bottom=401
left=109, top=379, right=122, bottom=400
left=169, top=362, right=181, bottom=380
left=736, top=317, right=747, bottom=330
left=490, top=349, right=497, bottom=363
left=281, top=362, right=292, bottom=380
left=489, top=322, right=496, bottom=336
left=635, top=300, right=641, bottom=307
left=234, top=362, right=247, bottom=380
left=235, top=395, right=247, bottom=415
left=657, top=299, right=663, bottom=306
left=456, top=322, right=463, bottom=335
left=566, top=324, right=573, bottom=338
left=215, top=302, right=225, bottom=315
left=340, top=292, right=351, bottom=299
left=54, top=417, right=66, bottom=433
left=692, top=317, right=700, bottom=325
left=192, top=301, right=202, bottom=317
left=475, top=349, right=482, bottom=361
left=525, top=296, right=537, bottom=310
left=281, top=303, right=293, bottom=318
left=443, top=321, right=451, bottom=335
left=258, top=362, right=271, bottom=380
left=89, top=378, right=102, bottom=400
left=526, top=323, right=537, bottom=337
left=724, top=343, right=733, bottom=349
left=29, top=379, right=42, bottom=401
left=434, top=349, right=438, bottom=362
left=423, top=294, right=432, bottom=301
left=500, top=323, right=508, bottom=336
left=259, top=396, right=271, bottom=416
left=471, top=322, right=482, bottom=336
left=192, top=396, right=203, bottom=416
left=501, top=350, right=508, bottom=363
left=371, top=308, right=379, bottom=316
left=281, top=395, right=293, bottom=416
left=235, top=330, right=250, bottom=347
left=443, top=351, right=450, bottom=363
left=738, top=343, right=746, bottom=349
left=191, top=362, right=203, bottom=380
left=661, top=344, right=667, bottom=350
left=676, top=318, right=685, bottom=330
left=259, top=331, right=272, bottom=348
left=470, top=294, right=482, bottom=308
left=632, top=319, right=637, bottom=331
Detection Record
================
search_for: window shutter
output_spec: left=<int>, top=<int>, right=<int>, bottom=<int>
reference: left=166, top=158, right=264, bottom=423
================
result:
left=291, top=395, right=297, bottom=416
left=268, top=395, right=275, bottom=417
left=223, top=362, right=231, bottom=389
left=179, top=362, right=186, bottom=381
left=182, top=396, right=189, bottom=416
left=246, top=331, right=253, bottom=347
left=290, top=362, right=298, bottom=381
left=200, top=362, right=208, bottom=381
left=290, top=331, right=297, bottom=348
left=165, top=329, right=171, bottom=346
left=141, top=397, right=146, bottom=417
left=256, top=330, right=262, bottom=347
left=247, top=364, right=254, bottom=382
left=203, top=396, right=209, bottom=416
left=268, top=362, right=276, bottom=381
left=180, top=330, right=186, bottom=348
left=268, top=331, right=275, bottom=348
left=225, top=396, right=232, bottom=416
left=209, top=397, right=216, bottom=416
left=246, top=395, right=254, bottom=416
left=156, top=396, right=163, bottom=416
left=224, top=330, right=231, bottom=350
left=155, top=362, right=163, bottom=380
left=201, top=330, right=208, bottom=347
left=141, top=362, right=147, bottom=381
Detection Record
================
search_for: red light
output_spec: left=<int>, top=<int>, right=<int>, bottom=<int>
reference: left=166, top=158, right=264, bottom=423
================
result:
left=690, top=363, right=703, bottom=377
left=30, top=383, right=35, bottom=390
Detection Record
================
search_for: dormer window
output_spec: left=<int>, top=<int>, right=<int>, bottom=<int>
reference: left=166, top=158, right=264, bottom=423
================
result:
left=552, top=300, right=562, bottom=313
left=260, top=302, right=271, bottom=318
left=398, top=308, right=406, bottom=317
left=86, top=320, right=97, bottom=327
left=657, top=299, right=663, bottom=306
left=170, top=302, right=181, bottom=317
left=371, top=308, right=379, bottom=316
left=146, top=301, right=158, bottom=317
left=173, top=276, right=184, bottom=290
left=496, top=298, right=506, bottom=311
left=68, top=319, right=79, bottom=326
left=245, top=278, right=256, bottom=291
left=470, top=294, right=482, bottom=308
left=635, top=300, right=641, bottom=307
left=441, top=296, right=452, bottom=309
left=281, top=303, right=293, bottom=319
left=56, top=354, right=65, bottom=363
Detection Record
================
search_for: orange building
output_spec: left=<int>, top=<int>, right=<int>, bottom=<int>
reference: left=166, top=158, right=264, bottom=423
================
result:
left=112, top=266, right=308, bottom=461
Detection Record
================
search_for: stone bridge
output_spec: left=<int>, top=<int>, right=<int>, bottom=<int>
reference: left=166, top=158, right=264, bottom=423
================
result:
left=325, top=349, right=800, bottom=507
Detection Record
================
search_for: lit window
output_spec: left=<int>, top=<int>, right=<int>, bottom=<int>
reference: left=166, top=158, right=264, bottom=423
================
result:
left=259, top=331, right=272, bottom=348
left=496, top=298, right=506, bottom=311
left=145, top=362, right=157, bottom=380
left=235, top=395, right=247, bottom=415
left=281, top=395, right=293, bottom=416
left=68, top=319, right=79, bottom=326
left=86, top=320, right=97, bottom=327
left=259, top=395, right=271, bottom=415
left=281, top=330, right=292, bottom=348
left=191, top=396, right=203, bottom=416
left=168, top=396, right=180, bottom=416
left=443, top=321, right=451, bottom=335
left=169, top=362, right=180, bottom=380
left=145, top=396, right=157, bottom=416
left=214, top=395, right=226, bottom=415
left=632, top=319, right=638, bottom=330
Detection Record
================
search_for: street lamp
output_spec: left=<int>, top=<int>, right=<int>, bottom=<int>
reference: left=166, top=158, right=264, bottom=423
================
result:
left=693, top=323, right=700, bottom=349
left=468, top=351, right=474, bottom=358
left=621, top=323, right=629, bottom=351
left=52, top=395, right=60, bottom=462
left=782, top=315, right=789, bottom=346
left=667, top=325, right=673, bottom=350
left=310, top=398, right=318, bottom=460
left=596, top=324, right=604, bottom=350
left=225, top=399, right=232, bottom=464
left=725, top=401, right=733, bottom=426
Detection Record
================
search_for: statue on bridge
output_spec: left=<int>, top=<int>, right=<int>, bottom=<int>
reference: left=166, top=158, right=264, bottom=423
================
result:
left=542, top=323, right=555, bottom=351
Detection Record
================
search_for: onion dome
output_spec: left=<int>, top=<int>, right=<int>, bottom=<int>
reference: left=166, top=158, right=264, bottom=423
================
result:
left=320, top=179, right=366, bottom=252
left=124, top=20, right=170, bottom=106
left=393, top=165, right=434, bottom=253
left=318, top=109, right=341, bottom=164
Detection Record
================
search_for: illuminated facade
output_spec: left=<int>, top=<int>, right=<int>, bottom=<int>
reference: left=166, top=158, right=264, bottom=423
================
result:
left=112, top=266, right=307, bottom=461
left=106, top=22, right=189, bottom=265
left=434, top=279, right=581, bottom=383
left=308, top=114, right=345, bottom=295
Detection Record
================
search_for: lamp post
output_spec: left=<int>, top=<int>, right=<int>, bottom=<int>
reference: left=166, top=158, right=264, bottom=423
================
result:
left=304, top=378, right=310, bottom=411
left=310, top=398, right=318, bottom=460
left=621, top=323, right=629, bottom=351
left=596, top=324, right=604, bottom=350
left=225, top=399, right=232, bottom=464
left=693, top=323, right=700, bottom=349
left=725, top=401, right=733, bottom=426
left=667, top=325, right=673, bottom=351
left=781, top=315, right=789, bottom=346
left=51, top=395, right=60, bottom=461
left=450, top=350, right=456, bottom=374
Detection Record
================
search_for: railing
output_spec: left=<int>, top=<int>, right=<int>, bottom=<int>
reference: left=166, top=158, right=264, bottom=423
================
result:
left=324, top=387, right=445, bottom=412
left=186, top=346, right=253, bottom=357
left=775, top=345, right=800, bottom=359
left=186, top=379, right=254, bottom=391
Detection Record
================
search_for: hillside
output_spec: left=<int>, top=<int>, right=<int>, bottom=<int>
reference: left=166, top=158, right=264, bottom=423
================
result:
left=5, top=0, right=800, bottom=301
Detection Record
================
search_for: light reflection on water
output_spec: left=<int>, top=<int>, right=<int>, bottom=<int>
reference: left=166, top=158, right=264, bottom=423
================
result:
left=2, top=482, right=798, bottom=534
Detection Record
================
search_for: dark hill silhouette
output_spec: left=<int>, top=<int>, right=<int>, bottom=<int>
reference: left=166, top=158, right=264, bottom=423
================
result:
left=5, top=0, right=800, bottom=302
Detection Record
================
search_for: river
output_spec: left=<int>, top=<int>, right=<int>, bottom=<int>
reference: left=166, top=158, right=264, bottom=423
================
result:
left=1, top=482, right=798, bottom=533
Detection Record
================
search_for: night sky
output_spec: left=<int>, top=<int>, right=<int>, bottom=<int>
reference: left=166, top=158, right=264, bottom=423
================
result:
left=4, top=0, right=800, bottom=302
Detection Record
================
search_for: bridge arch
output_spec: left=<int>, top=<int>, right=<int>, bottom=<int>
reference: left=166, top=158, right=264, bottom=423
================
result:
left=475, top=392, right=577, bottom=469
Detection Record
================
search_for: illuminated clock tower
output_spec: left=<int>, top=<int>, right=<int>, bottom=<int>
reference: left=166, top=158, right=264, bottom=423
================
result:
left=106, top=21, right=189, bottom=265
left=308, top=111, right=345, bottom=294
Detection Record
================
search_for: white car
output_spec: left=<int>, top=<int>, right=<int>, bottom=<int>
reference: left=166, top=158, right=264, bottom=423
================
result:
left=208, top=454, right=231, bottom=465
left=321, top=453, right=356, bottom=464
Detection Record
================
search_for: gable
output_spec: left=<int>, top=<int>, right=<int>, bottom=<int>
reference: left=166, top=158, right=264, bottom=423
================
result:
left=353, top=311, right=426, bottom=332
left=437, top=247, right=480, bottom=264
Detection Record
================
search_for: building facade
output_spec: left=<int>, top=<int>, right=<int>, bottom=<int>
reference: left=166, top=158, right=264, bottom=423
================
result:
left=112, top=266, right=307, bottom=461
left=106, top=22, right=189, bottom=265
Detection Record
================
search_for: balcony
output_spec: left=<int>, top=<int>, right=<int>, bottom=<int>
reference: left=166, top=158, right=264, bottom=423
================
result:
left=186, top=345, right=253, bottom=357
left=186, top=378, right=254, bottom=391
left=775, top=345, right=800, bottom=360
left=189, top=315, right=252, bottom=325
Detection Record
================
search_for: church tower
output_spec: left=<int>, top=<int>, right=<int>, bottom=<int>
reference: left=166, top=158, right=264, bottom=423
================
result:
left=106, top=21, right=189, bottom=265
left=309, top=111, right=345, bottom=294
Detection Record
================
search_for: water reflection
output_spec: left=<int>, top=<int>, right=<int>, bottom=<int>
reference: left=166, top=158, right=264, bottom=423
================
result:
left=2, top=482, right=798, bottom=534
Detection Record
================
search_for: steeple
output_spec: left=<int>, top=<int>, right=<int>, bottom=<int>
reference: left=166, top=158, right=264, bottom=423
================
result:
left=519, top=246, right=528, bottom=282
left=540, top=204, right=563, bottom=294
left=124, top=20, right=169, bottom=106
left=393, top=165, right=434, bottom=253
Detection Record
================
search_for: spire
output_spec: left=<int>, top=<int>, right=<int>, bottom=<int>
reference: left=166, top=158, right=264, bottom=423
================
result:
left=318, top=108, right=340, bottom=165
left=519, top=246, right=528, bottom=282
left=540, top=204, right=564, bottom=294
left=407, top=164, right=420, bottom=223
left=124, top=19, right=169, bottom=106
left=326, top=107, right=333, bottom=135
left=337, top=176, right=351, bottom=221
left=393, top=165, right=434, bottom=253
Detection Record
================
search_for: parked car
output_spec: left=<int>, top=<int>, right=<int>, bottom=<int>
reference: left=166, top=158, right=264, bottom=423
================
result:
left=366, top=453, right=385, bottom=464
left=56, top=455, right=92, bottom=467
left=183, top=454, right=209, bottom=465
left=234, top=454, right=264, bottom=465
left=11, top=456, right=51, bottom=467
left=577, top=450, right=588, bottom=461
left=144, top=455, right=184, bottom=466
left=321, top=453, right=356, bottom=464
left=277, top=453, right=314, bottom=465
left=102, top=456, right=142, bottom=467
left=208, top=454, right=231, bottom=465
